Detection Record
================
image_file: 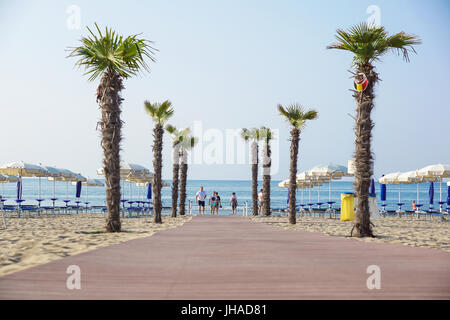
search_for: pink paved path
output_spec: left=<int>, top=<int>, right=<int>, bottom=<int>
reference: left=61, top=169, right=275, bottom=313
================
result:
left=0, top=215, right=449, bottom=299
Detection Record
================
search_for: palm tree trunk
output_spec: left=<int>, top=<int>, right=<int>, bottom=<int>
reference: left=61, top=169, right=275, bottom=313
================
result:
left=171, top=143, right=180, bottom=217
left=251, top=141, right=258, bottom=216
left=179, top=150, right=188, bottom=215
left=351, top=64, right=378, bottom=237
left=288, top=128, right=299, bottom=224
left=262, top=142, right=271, bottom=216
left=152, top=123, right=164, bottom=223
left=99, top=69, right=123, bottom=233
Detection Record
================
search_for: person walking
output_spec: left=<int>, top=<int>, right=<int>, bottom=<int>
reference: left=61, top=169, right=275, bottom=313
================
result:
left=209, top=192, right=217, bottom=215
left=195, top=186, right=207, bottom=216
left=215, top=191, right=222, bottom=215
left=258, top=188, right=264, bottom=215
left=230, top=192, right=238, bottom=215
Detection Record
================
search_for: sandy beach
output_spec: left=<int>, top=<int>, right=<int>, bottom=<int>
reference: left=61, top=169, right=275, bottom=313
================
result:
left=0, top=213, right=192, bottom=276
left=250, top=215, right=450, bottom=252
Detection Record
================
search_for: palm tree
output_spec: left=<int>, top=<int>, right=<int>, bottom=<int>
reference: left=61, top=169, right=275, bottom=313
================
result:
left=145, top=100, right=174, bottom=223
left=166, top=125, right=190, bottom=217
left=260, top=126, right=273, bottom=216
left=241, top=128, right=261, bottom=216
left=179, top=135, right=198, bottom=215
left=278, top=103, right=318, bottom=224
left=68, top=23, right=156, bottom=232
left=327, top=22, right=420, bottom=237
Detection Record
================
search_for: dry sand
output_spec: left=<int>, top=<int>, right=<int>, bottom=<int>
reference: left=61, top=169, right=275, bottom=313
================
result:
left=0, top=213, right=192, bottom=276
left=250, top=215, right=450, bottom=252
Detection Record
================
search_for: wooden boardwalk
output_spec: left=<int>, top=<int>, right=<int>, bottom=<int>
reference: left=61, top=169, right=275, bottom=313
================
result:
left=0, top=215, right=449, bottom=299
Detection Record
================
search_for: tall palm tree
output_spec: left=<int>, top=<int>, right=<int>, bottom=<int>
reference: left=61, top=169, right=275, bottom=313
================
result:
left=179, top=135, right=198, bottom=215
left=260, top=126, right=273, bottom=216
left=278, top=103, right=318, bottom=224
left=166, top=125, right=190, bottom=217
left=68, top=23, right=156, bottom=232
left=145, top=100, right=174, bottom=223
left=241, top=128, right=261, bottom=216
left=327, top=22, right=420, bottom=237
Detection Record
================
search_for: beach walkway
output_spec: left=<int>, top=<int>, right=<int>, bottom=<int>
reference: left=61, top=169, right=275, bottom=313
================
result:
left=0, top=215, right=449, bottom=299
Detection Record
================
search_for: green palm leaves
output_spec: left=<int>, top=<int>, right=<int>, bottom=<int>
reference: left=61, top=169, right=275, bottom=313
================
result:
left=278, top=103, right=318, bottom=129
left=240, top=128, right=261, bottom=142
left=145, top=100, right=174, bottom=125
left=69, top=23, right=157, bottom=81
left=327, top=22, right=421, bottom=66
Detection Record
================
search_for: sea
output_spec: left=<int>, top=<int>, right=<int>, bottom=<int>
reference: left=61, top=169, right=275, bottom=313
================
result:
left=1, top=178, right=448, bottom=214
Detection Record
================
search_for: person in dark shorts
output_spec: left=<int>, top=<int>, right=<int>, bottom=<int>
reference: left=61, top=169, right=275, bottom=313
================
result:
left=214, top=191, right=222, bottom=215
left=230, top=192, right=238, bottom=215
left=195, top=186, right=207, bottom=216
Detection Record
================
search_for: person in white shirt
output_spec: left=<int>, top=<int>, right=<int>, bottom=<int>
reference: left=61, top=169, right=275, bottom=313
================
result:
left=195, top=186, right=207, bottom=216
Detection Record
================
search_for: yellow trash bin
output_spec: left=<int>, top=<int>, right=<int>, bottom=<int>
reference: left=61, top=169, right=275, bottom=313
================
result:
left=340, top=193, right=355, bottom=221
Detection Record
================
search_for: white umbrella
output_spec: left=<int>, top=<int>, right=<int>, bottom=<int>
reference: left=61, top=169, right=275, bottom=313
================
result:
left=0, top=161, right=47, bottom=177
left=0, top=162, right=47, bottom=206
left=309, top=164, right=348, bottom=203
left=379, top=172, right=405, bottom=209
left=417, top=164, right=450, bottom=204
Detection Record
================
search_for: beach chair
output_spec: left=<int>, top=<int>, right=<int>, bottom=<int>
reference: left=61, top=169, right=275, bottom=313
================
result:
left=325, top=201, right=336, bottom=219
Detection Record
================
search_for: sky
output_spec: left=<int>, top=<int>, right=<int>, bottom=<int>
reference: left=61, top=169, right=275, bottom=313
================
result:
left=0, top=0, right=449, bottom=180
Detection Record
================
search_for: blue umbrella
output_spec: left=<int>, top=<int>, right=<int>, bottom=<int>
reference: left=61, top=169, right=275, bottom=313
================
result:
left=75, top=181, right=82, bottom=198
left=380, top=183, right=386, bottom=201
left=428, top=182, right=434, bottom=211
left=16, top=180, right=22, bottom=200
left=447, top=185, right=450, bottom=206
left=370, top=179, right=375, bottom=195
left=146, top=183, right=152, bottom=200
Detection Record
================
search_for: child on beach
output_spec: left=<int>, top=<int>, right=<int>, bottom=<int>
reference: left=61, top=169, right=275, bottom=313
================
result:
left=412, top=200, right=418, bottom=212
left=258, top=189, right=264, bottom=215
left=209, top=192, right=217, bottom=215
left=230, top=193, right=238, bottom=215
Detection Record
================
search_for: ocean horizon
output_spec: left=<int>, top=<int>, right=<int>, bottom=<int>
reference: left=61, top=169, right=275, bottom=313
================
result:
left=1, top=178, right=446, bottom=213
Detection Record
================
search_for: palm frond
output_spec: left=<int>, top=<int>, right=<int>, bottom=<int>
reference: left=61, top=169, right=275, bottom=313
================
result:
left=327, top=22, right=421, bottom=66
left=145, top=100, right=174, bottom=125
left=68, top=23, right=157, bottom=81
left=278, top=103, right=318, bottom=129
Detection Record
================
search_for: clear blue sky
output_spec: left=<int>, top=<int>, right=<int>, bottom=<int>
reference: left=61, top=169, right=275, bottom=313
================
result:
left=0, top=0, right=448, bottom=180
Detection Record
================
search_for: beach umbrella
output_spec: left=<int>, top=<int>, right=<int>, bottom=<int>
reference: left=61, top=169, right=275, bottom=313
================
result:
left=428, top=182, right=434, bottom=211
left=147, top=183, right=152, bottom=200
left=0, top=161, right=47, bottom=177
left=418, top=164, right=450, bottom=203
left=447, top=183, right=450, bottom=206
left=379, top=172, right=405, bottom=203
left=75, top=181, right=82, bottom=198
left=370, top=179, right=375, bottom=195
left=16, top=179, right=22, bottom=200
left=72, top=179, right=104, bottom=208
left=309, top=164, right=348, bottom=202
left=379, top=174, right=387, bottom=211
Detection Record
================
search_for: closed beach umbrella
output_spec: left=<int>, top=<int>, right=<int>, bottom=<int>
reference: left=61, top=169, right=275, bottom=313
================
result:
left=16, top=179, right=22, bottom=200
left=447, top=184, right=450, bottom=206
left=380, top=182, right=386, bottom=201
left=75, top=181, right=82, bottom=198
left=370, top=179, right=375, bottom=195
left=147, top=183, right=152, bottom=200
left=428, top=182, right=434, bottom=211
